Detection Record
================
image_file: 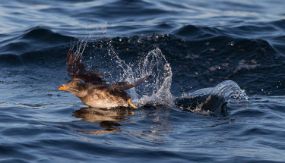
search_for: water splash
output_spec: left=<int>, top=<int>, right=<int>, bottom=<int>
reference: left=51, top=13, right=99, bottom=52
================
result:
left=185, top=80, right=248, bottom=103
left=107, top=47, right=174, bottom=106
left=176, top=80, right=247, bottom=115
left=106, top=41, right=137, bottom=83
left=137, top=48, right=173, bottom=106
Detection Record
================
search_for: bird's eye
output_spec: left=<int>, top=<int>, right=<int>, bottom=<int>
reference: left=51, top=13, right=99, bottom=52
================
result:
left=76, top=79, right=85, bottom=86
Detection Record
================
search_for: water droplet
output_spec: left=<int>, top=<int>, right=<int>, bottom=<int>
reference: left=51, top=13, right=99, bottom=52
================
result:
left=229, top=41, right=235, bottom=46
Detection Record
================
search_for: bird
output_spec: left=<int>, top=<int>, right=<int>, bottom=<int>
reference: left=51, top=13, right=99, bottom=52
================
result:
left=58, top=49, right=149, bottom=109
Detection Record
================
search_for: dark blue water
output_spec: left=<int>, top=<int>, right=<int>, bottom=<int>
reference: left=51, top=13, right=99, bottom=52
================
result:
left=0, top=0, right=285, bottom=162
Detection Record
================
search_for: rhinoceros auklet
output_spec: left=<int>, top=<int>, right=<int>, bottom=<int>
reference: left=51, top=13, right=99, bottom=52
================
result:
left=58, top=50, right=149, bottom=109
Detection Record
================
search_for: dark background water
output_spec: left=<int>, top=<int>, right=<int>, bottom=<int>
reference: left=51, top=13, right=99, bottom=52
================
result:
left=0, top=0, right=285, bottom=162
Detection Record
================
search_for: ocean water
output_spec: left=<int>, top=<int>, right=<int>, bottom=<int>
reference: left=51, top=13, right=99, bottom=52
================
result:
left=0, top=0, right=285, bottom=162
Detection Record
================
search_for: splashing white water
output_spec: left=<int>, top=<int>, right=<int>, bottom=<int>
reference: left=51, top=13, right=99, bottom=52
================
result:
left=185, top=80, right=248, bottom=103
left=106, top=45, right=174, bottom=106
left=136, top=48, right=174, bottom=106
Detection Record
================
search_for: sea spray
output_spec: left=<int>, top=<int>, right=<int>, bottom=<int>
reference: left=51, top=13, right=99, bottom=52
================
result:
left=137, top=48, right=174, bottom=106
left=187, top=80, right=248, bottom=103
left=106, top=46, right=174, bottom=106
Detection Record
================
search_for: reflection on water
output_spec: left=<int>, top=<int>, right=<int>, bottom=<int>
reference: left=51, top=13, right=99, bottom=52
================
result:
left=73, top=105, right=172, bottom=143
left=74, top=107, right=134, bottom=135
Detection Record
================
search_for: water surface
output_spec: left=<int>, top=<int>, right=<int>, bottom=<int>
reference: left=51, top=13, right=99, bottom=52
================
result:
left=0, top=0, right=285, bottom=162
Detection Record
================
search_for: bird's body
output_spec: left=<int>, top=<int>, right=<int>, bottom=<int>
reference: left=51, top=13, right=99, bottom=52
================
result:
left=79, top=85, right=130, bottom=108
left=58, top=49, right=147, bottom=109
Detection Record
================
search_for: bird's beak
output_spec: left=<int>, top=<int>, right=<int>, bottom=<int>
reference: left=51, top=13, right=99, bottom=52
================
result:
left=58, top=84, right=69, bottom=91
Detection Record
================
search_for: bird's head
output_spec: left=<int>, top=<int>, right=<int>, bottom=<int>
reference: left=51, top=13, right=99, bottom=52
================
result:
left=58, top=78, right=88, bottom=97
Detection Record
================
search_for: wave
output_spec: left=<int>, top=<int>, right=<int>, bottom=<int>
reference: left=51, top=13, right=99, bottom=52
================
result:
left=175, top=80, right=248, bottom=116
left=0, top=27, right=74, bottom=65
left=0, top=25, right=281, bottom=64
left=22, top=26, right=73, bottom=42
left=0, top=25, right=284, bottom=95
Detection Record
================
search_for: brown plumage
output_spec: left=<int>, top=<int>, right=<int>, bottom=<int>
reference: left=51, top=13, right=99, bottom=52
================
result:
left=58, top=49, right=149, bottom=109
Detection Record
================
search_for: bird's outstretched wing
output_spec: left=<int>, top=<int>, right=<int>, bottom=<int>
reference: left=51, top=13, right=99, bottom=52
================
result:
left=67, top=49, right=105, bottom=85
left=110, top=75, right=150, bottom=91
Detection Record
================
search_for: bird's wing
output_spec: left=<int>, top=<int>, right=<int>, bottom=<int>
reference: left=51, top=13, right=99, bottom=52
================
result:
left=110, top=75, right=150, bottom=91
left=67, top=49, right=105, bottom=85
